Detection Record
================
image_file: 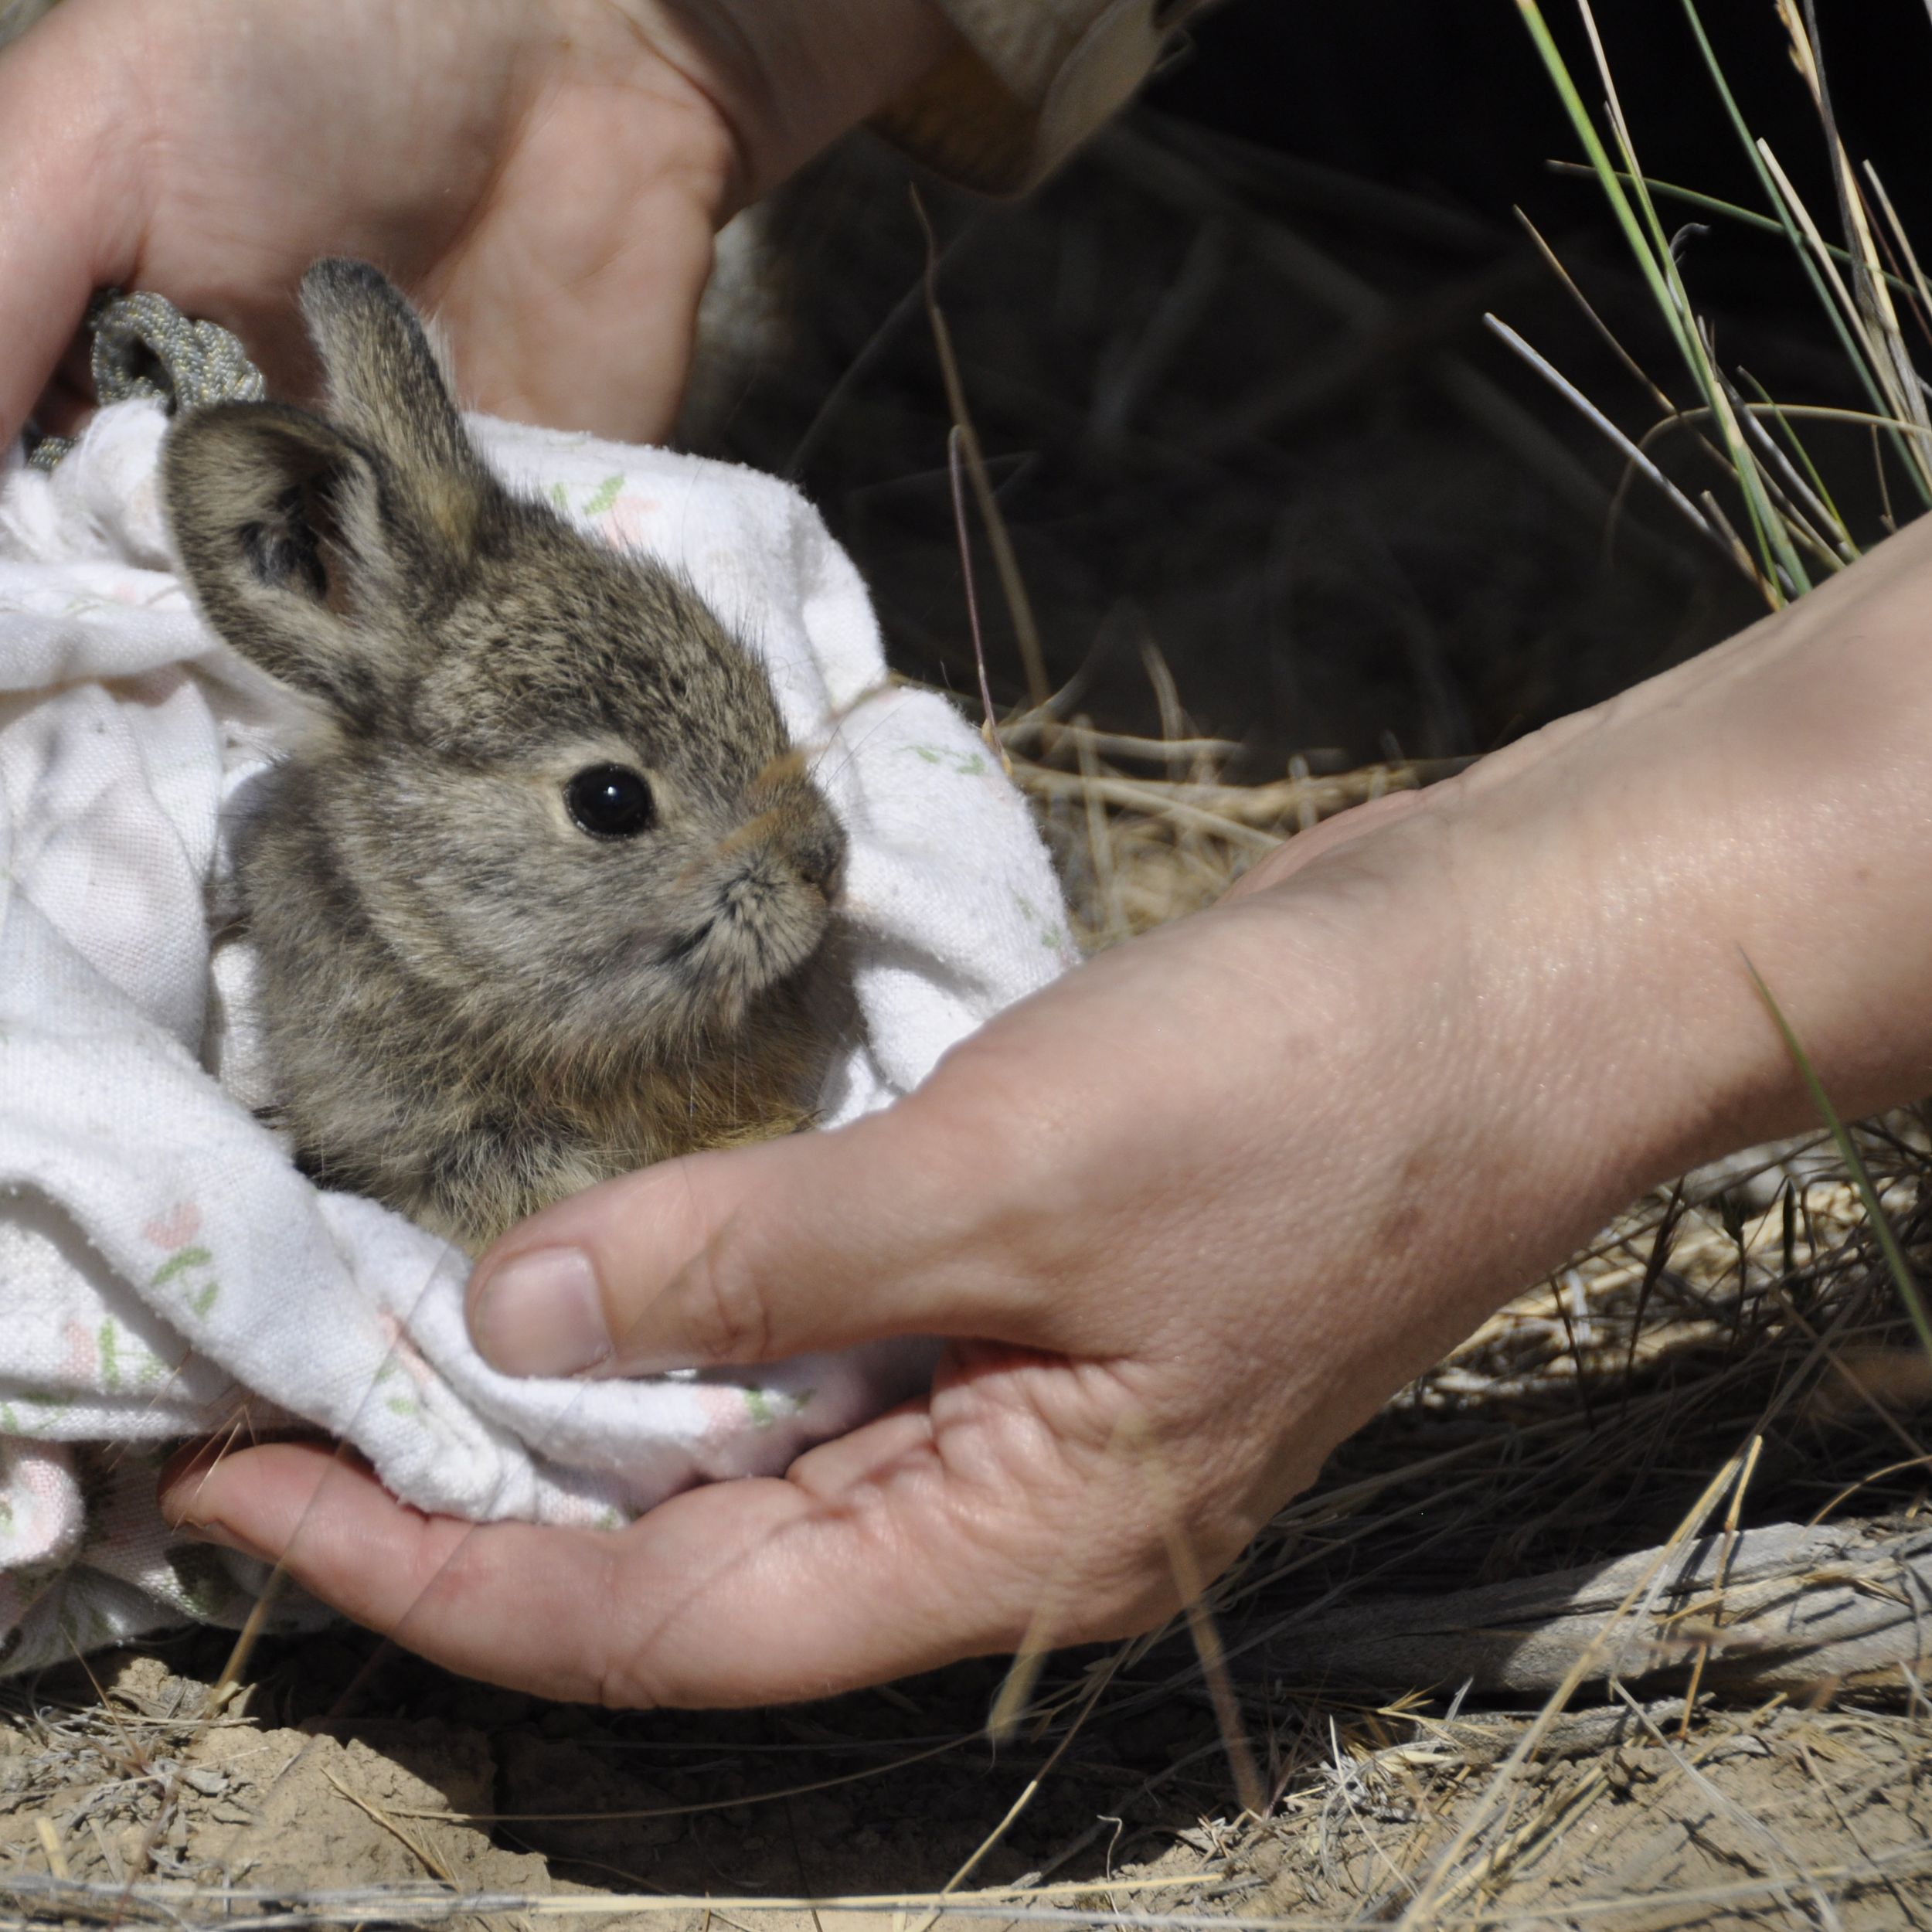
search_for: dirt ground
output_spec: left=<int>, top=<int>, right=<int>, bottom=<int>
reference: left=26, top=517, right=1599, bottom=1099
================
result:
left=3, top=1509, right=1927, bottom=1928
left=2, top=1631, right=1927, bottom=1927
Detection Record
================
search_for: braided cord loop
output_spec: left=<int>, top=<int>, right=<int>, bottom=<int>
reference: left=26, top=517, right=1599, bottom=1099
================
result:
left=26, top=291, right=265, bottom=471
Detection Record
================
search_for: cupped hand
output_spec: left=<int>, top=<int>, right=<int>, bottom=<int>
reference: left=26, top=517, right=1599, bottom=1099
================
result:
left=160, top=475, right=1932, bottom=1709
left=163, top=831, right=1526, bottom=1706
left=0, top=0, right=955, bottom=448
left=142, top=685, right=1729, bottom=1699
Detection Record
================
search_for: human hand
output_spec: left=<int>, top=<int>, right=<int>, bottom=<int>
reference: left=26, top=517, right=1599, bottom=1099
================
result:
left=161, top=515, right=1932, bottom=1705
left=0, top=0, right=954, bottom=448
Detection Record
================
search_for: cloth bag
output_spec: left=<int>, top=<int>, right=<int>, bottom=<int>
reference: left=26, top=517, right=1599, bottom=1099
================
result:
left=0, top=401, right=1076, bottom=1674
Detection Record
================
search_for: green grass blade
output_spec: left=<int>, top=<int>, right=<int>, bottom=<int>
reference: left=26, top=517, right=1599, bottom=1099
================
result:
left=1716, top=373, right=1845, bottom=570
left=1526, top=0, right=1801, bottom=594
left=1743, top=954, right=1932, bottom=1364
left=1740, top=370, right=1858, bottom=563
left=1515, top=5, right=1696, bottom=367
left=1675, top=0, right=1932, bottom=508
left=1547, top=163, right=1923, bottom=301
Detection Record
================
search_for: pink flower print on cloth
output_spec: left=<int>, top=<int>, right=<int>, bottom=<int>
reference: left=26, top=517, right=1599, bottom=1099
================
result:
left=600, top=494, right=661, bottom=550
left=142, top=1201, right=202, bottom=1251
left=143, top=1200, right=221, bottom=1321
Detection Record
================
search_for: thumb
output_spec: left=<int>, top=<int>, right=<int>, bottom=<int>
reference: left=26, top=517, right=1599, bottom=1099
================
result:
left=0, top=9, right=145, bottom=447
left=465, top=1071, right=1082, bottom=1379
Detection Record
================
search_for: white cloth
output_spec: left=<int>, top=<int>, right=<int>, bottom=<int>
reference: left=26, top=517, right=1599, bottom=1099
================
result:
left=0, top=402, right=1077, bottom=1674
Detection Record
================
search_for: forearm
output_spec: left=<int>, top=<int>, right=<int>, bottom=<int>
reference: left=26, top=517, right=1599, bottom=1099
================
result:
left=1238, top=515, right=1932, bottom=1384
left=1475, top=522, right=1932, bottom=1171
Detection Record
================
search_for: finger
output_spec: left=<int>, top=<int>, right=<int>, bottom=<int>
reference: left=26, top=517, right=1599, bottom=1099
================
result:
left=0, top=9, right=145, bottom=447
left=433, top=184, right=710, bottom=445
left=430, top=78, right=723, bottom=442
left=160, top=1349, right=1189, bottom=1706
left=464, top=1066, right=1094, bottom=1379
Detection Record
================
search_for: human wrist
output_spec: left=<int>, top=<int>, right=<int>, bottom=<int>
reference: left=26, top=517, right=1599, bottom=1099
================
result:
left=600, top=0, right=959, bottom=206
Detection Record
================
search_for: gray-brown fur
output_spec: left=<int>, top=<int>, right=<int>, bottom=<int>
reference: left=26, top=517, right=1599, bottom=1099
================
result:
left=164, top=260, right=848, bottom=1253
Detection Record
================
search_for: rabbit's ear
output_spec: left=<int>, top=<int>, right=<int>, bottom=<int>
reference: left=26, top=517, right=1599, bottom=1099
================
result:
left=298, top=258, right=487, bottom=555
left=162, top=401, right=411, bottom=720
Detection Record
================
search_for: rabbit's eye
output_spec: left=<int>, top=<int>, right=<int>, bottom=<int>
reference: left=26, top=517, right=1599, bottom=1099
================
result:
left=566, top=764, right=655, bottom=838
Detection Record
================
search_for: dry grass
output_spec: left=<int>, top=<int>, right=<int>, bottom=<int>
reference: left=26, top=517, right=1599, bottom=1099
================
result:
left=1005, top=704, right=1464, bottom=949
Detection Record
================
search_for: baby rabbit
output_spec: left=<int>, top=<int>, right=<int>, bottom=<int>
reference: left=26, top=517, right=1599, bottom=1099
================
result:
left=164, top=260, right=848, bottom=1253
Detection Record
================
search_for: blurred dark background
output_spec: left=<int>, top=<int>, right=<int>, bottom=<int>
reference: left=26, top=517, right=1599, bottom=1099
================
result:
left=1160, top=0, right=1932, bottom=256
left=684, top=0, right=1932, bottom=773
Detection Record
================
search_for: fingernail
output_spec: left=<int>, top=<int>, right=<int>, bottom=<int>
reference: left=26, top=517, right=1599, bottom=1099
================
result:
left=471, top=1247, right=611, bottom=1377
left=179, top=1515, right=274, bottom=1562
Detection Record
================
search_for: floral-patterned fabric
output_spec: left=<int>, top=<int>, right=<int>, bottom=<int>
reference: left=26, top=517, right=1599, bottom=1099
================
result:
left=0, top=402, right=1074, bottom=1675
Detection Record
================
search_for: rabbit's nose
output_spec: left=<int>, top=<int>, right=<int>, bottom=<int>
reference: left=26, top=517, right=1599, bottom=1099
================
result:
left=743, top=771, right=846, bottom=901
left=793, top=831, right=845, bottom=903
